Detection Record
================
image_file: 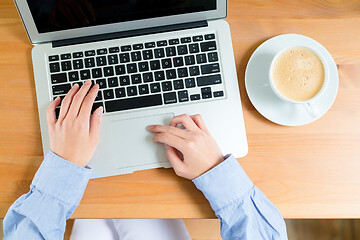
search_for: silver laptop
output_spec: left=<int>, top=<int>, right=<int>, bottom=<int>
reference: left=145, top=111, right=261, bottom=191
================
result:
left=14, top=0, right=248, bottom=178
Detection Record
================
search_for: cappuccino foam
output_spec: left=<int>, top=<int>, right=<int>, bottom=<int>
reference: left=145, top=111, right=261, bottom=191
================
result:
left=272, top=47, right=325, bottom=101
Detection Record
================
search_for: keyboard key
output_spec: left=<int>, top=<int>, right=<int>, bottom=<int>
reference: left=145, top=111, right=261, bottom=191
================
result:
left=133, top=44, right=144, bottom=50
left=97, top=49, right=107, bottom=55
left=205, top=34, right=215, bottom=40
left=189, top=43, right=200, bottom=54
left=184, top=55, right=195, bottom=65
left=173, top=57, right=184, bottom=67
left=127, top=86, right=138, bottom=96
left=51, top=73, right=67, bottom=84
left=157, top=40, right=167, bottom=47
left=104, top=89, right=115, bottom=99
left=138, top=62, right=149, bottom=72
left=49, top=55, right=59, bottom=62
left=193, top=35, right=203, bottom=42
left=61, top=61, right=72, bottom=71
left=169, top=39, right=180, bottom=45
left=201, top=63, right=220, bottom=75
left=143, top=72, right=153, bottom=83
left=201, top=41, right=217, bottom=52
left=92, top=102, right=104, bottom=114
left=96, top=56, right=107, bottom=66
left=84, top=58, right=95, bottom=68
left=214, top=90, right=224, bottom=98
left=73, top=59, right=83, bottom=69
left=72, top=81, right=83, bottom=87
left=80, top=70, right=91, bottom=80
left=161, top=58, right=172, bottom=69
left=150, top=83, right=161, bottom=93
left=55, top=107, right=60, bottom=119
left=107, top=77, right=119, bottom=87
left=131, top=74, right=142, bottom=84
left=108, top=55, right=119, bottom=65
left=61, top=53, right=71, bottom=60
left=119, top=53, right=130, bottom=63
left=162, top=81, right=172, bottom=91
left=145, top=42, right=156, bottom=48
left=166, top=69, right=176, bottom=80
left=103, top=66, right=114, bottom=77
left=127, top=63, right=137, bottom=73
left=150, top=60, right=161, bottom=70
left=73, top=52, right=83, bottom=58
left=154, top=48, right=165, bottom=58
left=173, top=79, right=184, bottom=90
left=197, top=74, right=222, bottom=86
left=121, top=45, right=131, bottom=51
left=178, top=90, right=189, bottom=102
left=138, top=84, right=149, bottom=95
left=52, top=83, right=71, bottom=95
left=154, top=71, right=165, bottom=81
left=163, top=92, right=177, bottom=104
left=177, top=45, right=188, bottom=55
left=105, top=94, right=163, bottom=112
left=95, top=91, right=103, bottom=101
left=177, top=68, right=188, bottom=78
left=109, top=47, right=120, bottom=53
left=166, top=47, right=176, bottom=57
left=181, top=37, right=191, bottom=43
left=131, top=51, right=142, bottom=61
left=190, top=94, right=201, bottom=101
left=115, top=87, right=126, bottom=98
left=92, top=68, right=102, bottom=78
left=196, top=54, right=207, bottom=64
left=142, top=50, right=153, bottom=60
left=201, top=87, right=212, bottom=99
left=120, top=76, right=131, bottom=86
left=85, top=50, right=95, bottom=56
left=185, top=78, right=196, bottom=88
left=68, top=71, right=79, bottom=81
left=189, top=66, right=200, bottom=76
left=208, top=52, right=219, bottom=62
left=96, top=79, right=107, bottom=89
left=115, top=65, right=126, bottom=75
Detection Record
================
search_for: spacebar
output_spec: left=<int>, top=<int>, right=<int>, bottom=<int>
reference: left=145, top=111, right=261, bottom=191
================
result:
left=105, top=94, right=163, bottom=112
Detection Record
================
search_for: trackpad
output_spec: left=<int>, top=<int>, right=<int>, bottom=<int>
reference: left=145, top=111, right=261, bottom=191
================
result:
left=111, top=113, right=174, bottom=170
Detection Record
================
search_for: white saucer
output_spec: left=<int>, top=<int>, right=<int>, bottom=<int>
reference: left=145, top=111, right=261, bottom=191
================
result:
left=245, top=34, right=339, bottom=126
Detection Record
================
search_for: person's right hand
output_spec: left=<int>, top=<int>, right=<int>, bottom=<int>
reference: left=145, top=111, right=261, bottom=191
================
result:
left=147, top=114, right=224, bottom=180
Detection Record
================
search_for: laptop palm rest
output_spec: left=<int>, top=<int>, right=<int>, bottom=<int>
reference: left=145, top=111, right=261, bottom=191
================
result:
left=111, top=113, right=174, bottom=170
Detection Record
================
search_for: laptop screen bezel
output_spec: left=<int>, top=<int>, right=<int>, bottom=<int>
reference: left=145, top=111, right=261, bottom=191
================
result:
left=14, top=0, right=226, bottom=45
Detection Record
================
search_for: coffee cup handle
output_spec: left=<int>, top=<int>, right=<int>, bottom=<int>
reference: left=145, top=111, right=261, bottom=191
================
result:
left=303, top=102, right=320, bottom=118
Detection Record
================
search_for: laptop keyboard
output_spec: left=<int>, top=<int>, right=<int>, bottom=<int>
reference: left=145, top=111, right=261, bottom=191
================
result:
left=48, top=33, right=225, bottom=117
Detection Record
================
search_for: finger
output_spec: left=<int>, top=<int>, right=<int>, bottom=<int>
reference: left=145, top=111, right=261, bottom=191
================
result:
left=165, top=145, right=186, bottom=173
left=66, top=80, right=92, bottom=120
left=153, top=132, right=185, bottom=152
left=58, top=84, right=79, bottom=122
left=169, top=114, right=199, bottom=131
left=78, top=84, right=99, bottom=120
left=46, top=97, right=61, bottom=130
left=190, top=114, right=209, bottom=132
left=90, top=106, right=103, bottom=140
left=147, top=125, right=189, bottom=139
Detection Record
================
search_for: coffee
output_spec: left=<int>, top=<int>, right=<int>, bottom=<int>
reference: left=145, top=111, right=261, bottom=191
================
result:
left=271, top=47, right=325, bottom=101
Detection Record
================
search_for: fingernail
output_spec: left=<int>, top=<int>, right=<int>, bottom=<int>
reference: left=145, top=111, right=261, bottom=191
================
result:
left=85, top=80, right=91, bottom=85
left=147, top=125, right=154, bottom=130
left=97, top=107, right=103, bottom=116
left=72, top=84, right=78, bottom=88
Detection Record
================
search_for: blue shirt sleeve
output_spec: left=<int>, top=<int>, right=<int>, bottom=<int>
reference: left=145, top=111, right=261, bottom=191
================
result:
left=3, top=151, right=92, bottom=240
left=193, top=155, right=288, bottom=240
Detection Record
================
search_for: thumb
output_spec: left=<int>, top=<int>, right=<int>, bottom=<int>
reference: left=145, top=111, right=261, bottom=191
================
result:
left=165, top=145, right=185, bottom=176
left=90, top=106, right=103, bottom=140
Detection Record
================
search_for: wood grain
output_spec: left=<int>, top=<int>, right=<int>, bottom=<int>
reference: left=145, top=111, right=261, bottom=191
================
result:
left=0, top=0, right=360, bottom=219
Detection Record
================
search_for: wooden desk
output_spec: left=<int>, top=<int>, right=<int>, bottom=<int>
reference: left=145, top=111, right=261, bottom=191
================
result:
left=0, top=0, right=359, bottom=219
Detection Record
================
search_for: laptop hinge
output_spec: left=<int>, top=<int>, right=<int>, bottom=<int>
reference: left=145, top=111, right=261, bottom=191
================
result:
left=52, top=21, right=208, bottom=48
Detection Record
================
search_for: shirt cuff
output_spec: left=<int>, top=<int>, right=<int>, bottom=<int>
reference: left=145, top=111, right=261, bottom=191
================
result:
left=192, top=154, right=254, bottom=212
left=31, top=151, right=93, bottom=205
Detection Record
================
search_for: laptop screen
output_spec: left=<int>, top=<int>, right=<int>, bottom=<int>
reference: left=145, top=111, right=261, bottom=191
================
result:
left=27, top=0, right=217, bottom=34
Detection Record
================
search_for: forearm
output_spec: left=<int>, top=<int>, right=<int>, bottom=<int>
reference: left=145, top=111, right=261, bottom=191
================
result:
left=3, top=151, right=92, bottom=240
left=193, top=155, right=288, bottom=240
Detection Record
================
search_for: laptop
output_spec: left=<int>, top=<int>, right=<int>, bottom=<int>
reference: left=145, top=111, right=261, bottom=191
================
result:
left=14, top=0, right=248, bottom=178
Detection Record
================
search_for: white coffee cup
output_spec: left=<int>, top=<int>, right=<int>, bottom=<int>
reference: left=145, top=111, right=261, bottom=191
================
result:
left=269, top=46, right=329, bottom=118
